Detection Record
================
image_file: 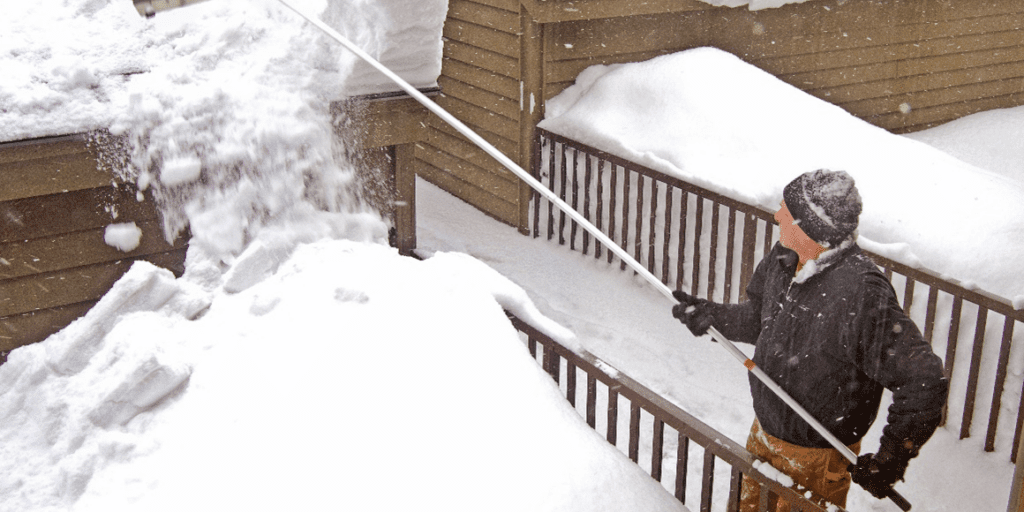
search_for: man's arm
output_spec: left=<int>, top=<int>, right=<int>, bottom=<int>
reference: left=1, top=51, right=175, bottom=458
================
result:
left=850, top=274, right=949, bottom=497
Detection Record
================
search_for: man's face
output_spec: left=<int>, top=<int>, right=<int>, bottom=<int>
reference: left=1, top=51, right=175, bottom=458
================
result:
left=775, top=201, right=824, bottom=260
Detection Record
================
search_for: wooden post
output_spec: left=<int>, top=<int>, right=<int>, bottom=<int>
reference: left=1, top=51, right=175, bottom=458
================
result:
left=393, top=143, right=417, bottom=256
left=518, top=4, right=545, bottom=235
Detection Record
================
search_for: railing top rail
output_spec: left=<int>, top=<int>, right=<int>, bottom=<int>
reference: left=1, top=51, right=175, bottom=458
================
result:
left=509, top=313, right=846, bottom=512
left=537, top=128, right=1024, bottom=322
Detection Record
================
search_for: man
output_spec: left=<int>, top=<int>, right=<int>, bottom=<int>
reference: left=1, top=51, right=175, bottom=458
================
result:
left=672, top=170, right=947, bottom=511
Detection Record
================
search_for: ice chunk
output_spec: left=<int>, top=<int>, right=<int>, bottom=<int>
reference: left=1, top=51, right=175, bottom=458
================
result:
left=104, top=222, right=142, bottom=252
left=159, top=156, right=202, bottom=186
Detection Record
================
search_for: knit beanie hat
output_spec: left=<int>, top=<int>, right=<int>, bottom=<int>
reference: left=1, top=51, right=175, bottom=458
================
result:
left=782, top=169, right=862, bottom=247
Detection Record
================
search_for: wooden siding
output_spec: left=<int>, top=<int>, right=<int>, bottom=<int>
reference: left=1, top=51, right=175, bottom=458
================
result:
left=0, top=134, right=187, bottom=352
left=419, top=0, right=527, bottom=227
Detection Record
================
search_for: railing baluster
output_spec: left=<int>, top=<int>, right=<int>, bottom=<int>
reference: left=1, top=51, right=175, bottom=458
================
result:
left=583, top=153, right=593, bottom=255
left=701, top=449, right=716, bottom=512
left=652, top=418, right=665, bottom=481
left=1014, top=385, right=1024, bottom=463
left=570, top=148, right=579, bottom=250
left=724, top=208, right=737, bottom=304
left=662, top=185, right=673, bottom=285
left=923, top=286, right=939, bottom=343
left=942, top=296, right=964, bottom=427
left=607, top=386, right=619, bottom=444
left=691, top=197, right=704, bottom=296
left=629, top=402, right=641, bottom=462
left=986, top=316, right=1016, bottom=451
left=635, top=174, right=645, bottom=272
left=558, top=145, right=569, bottom=245
left=567, top=360, right=577, bottom=407
left=608, top=165, right=618, bottom=264
left=740, top=214, right=758, bottom=302
left=728, top=466, right=743, bottom=512
left=532, top=136, right=542, bottom=238
left=903, top=277, right=916, bottom=313
left=649, top=180, right=659, bottom=276
left=961, top=306, right=989, bottom=439
left=586, top=373, right=597, bottom=428
left=676, top=191, right=689, bottom=291
left=621, top=170, right=631, bottom=271
left=707, top=202, right=720, bottom=301
left=676, top=433, right=690, bottom=503
left=546, top=140, right=556, bottom=241
left=544, top=344, right=561, bottom=384
left=595, top=158, right=605, bottom=259
left=759, top=488, right=779, bottom=512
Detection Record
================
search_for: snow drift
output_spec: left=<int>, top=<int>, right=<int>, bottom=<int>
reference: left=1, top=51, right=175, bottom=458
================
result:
left=540, top=47, right=1024, bottom=304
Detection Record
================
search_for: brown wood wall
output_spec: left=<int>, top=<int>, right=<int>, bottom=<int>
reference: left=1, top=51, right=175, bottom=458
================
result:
left=418, top=0, right=529, bottom=227
left=432, top=0, right=1024, bottom=228
left=0, top=134, right=187, bottom=353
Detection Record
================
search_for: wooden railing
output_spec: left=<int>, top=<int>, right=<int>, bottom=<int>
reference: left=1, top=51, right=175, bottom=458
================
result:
left=508, top=312, right=842, bottom=512
left=532, top=128, right=1024, bottom=463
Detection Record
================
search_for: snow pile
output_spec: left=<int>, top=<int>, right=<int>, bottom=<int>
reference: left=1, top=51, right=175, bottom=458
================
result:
left=540, top=47, right=1024, bottom=303
left=0, top=235, right=686, bottom=511
left=321, top=0, right=446, bottom=95
left=904, top=105, right=1024, bottom=185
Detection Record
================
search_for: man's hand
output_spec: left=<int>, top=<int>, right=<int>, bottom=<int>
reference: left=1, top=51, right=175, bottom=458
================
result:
left=848, top=449, right=909, bottom=500
left=671, top=290, right=714, bottom=336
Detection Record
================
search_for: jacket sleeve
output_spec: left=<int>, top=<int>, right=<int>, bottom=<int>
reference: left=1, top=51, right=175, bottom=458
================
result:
left=855, top=273, right=949, bottom=459
left=705, top=246, right=771, bottom=344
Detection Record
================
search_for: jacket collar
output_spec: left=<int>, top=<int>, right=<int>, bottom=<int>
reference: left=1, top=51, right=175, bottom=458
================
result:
left=792, top=232, right=858, bottom=284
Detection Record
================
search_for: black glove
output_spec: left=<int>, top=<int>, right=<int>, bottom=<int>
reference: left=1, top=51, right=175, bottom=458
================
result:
left=671, top=290, right=715, bottom=336
left=848, top=443, right=911, bottom=500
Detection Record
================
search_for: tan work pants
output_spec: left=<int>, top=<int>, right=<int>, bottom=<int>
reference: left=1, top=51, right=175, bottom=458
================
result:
left=739, top=419, right=860, bottom=512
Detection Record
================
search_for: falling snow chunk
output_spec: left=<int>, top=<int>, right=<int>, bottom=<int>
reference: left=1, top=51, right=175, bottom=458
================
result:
left=104, top=222, right=143, bottom=253
left=159, top=156, right=202, bottom=186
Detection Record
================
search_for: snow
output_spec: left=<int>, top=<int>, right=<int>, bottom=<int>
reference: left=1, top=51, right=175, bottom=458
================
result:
left=2, top=2, right=1022, bottom=512
left=1, top=1, right=687, bottom=511
left=103, top=222, right=143, bottom=252
left=1, top=236, right=688, bottom=512
left=539, top=47, right=1024, bottom=306
left=904, top=105, right=1024, bottom=185
left=0, top=0, right=442, bottom=144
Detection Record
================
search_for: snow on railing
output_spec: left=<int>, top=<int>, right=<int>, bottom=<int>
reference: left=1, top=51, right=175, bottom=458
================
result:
left=507, top=311, right=842, bottom=512
left=532, top=128, right=1024, bottom=464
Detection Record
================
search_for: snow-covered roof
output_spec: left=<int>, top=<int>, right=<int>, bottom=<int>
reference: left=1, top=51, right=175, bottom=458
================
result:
left=0, top=0, right=445, bottom=143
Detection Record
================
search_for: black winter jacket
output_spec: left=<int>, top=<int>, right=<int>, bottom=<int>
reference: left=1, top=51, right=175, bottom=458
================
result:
left=710, top=242, right=948, bottom=452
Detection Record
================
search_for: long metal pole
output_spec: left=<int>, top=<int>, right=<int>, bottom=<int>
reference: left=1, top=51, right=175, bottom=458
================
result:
left=277, top=3, right=911, bottom=509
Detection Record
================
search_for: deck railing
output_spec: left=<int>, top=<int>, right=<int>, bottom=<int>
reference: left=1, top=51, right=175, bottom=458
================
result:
left=508, top=312, right=842, bottom=512
left=532, top=128, right=1024, bottom=464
